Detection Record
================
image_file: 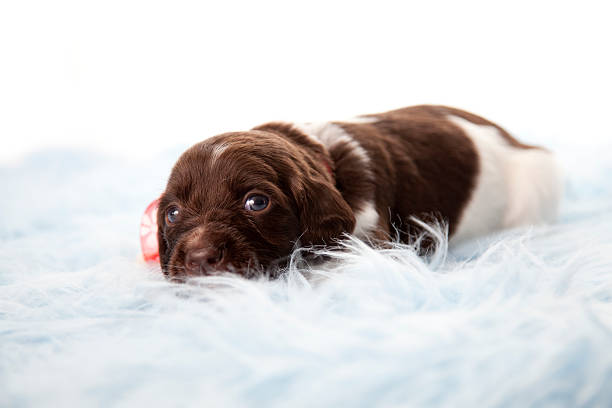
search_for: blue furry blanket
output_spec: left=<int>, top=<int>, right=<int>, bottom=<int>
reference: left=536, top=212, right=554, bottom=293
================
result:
left=1, top=141, right=611, bottom=407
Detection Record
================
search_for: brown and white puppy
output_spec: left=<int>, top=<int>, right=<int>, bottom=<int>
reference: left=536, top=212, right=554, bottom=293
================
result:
left=158, top=105, right=562, bottom=278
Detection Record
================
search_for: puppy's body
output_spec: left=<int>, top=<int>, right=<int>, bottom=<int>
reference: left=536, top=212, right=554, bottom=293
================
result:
left=158, top=105, right=562, bottom=277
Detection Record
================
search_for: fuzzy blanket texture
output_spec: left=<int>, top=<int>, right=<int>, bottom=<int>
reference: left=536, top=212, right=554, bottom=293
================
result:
left=1, top=133, right=612, bottom=407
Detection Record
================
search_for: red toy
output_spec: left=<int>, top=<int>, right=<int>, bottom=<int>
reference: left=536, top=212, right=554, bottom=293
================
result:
left=140, top=198, right=160, bottom=263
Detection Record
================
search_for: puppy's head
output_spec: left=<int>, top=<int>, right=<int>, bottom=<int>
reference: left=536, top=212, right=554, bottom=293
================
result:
left=157, top=127, right=355, bottom=279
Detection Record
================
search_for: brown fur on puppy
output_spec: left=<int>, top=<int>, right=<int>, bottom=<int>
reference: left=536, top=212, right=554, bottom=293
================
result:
left=158, top=131, right=354, bottom=277
left=158, top=105, right=562, bottom=278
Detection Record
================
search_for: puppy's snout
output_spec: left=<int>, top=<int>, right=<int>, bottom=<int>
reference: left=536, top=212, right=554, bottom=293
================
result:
left=185, top=246, right=225, bottom=275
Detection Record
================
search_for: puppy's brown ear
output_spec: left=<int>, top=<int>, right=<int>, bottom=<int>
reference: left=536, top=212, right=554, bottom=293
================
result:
left=292, top=174, right=356, bottom=246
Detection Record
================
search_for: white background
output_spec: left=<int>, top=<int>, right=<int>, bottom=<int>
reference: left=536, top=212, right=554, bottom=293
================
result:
left=1, top=0, right=610, bottom=164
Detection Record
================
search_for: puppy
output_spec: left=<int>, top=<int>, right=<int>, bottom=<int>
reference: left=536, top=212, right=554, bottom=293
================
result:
left=158, top=105, right=562, bottom=278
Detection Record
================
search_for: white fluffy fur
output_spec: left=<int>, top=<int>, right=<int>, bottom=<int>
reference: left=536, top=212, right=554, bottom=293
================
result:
left=1, top=135, right=611, bottom=406
left=448, top=116, right=563, bottom=242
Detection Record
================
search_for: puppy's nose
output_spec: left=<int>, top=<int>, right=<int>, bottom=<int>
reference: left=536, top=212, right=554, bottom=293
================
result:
left=184, top=246, right=225, bottom=275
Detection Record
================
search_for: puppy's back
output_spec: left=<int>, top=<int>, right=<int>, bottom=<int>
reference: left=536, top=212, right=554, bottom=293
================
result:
left=336, top=105, right=563, bottom=242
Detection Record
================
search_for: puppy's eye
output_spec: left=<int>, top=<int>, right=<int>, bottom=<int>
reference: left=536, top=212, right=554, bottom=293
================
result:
left=166, top=206, right=180, bottom=224
left=244, top=194, right=269, bottom=211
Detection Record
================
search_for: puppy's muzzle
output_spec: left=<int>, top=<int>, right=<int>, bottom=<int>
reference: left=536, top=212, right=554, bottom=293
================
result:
left=184, top=246, right=225, bottom=275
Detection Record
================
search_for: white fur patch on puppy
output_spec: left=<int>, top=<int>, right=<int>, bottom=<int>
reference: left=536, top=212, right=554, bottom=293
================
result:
left=292, top=121, right=380, bottom=239
left=503, top=147, right=563, bottom=228
left=210, top=142, right=229, bottom=163
left=293, top=122, right=371, bottom=165
left=339, top=116, right=379, bottom=124
left=448, top=115, right=563, bottom=242
left=353, top=201, right=380, bottom=239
